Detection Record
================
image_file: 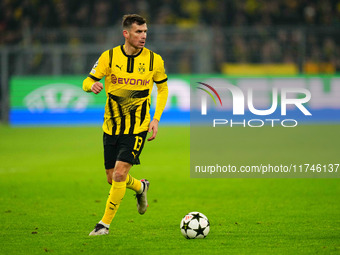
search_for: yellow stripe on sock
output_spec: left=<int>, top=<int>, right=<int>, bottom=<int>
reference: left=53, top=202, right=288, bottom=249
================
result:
left=126, top=174, right=142, bottom=193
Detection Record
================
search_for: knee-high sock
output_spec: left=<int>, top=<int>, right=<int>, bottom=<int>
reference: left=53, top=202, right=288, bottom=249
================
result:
left=101, top=180, right=126, bottom=225
left=125, top=174, right=142, bottom=193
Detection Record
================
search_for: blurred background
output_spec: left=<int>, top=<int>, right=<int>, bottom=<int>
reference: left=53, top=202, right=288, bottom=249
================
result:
left=1, top=0, right=340, bottom=125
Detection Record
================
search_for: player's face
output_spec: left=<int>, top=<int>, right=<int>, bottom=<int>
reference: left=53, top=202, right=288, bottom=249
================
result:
left=126, top=23, right=147, bottom=49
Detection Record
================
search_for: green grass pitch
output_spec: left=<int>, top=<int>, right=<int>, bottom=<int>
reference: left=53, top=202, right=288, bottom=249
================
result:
left=0, top=125, right=339, bottom=254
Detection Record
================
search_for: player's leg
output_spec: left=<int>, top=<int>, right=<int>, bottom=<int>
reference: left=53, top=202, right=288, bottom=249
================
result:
left=89, top=161, right=131, bottom=236
left=106, top=169, right=143, bottom=195
left=106, top=169, right=114, bottom=184
left=89, top=132, right=149, bottom=236
left=113, top=132, right=149, bottom=214
left=101, top=161, right=131, bottom=224
left=125, top=173, right=142, bottom=192
left=121, top=132, right=149, bottom=214
left=103, top=132, right=118, bottom=185
left=89, top=133, right=119, bottom=236
left=106, top=167, right=148, bottom=214
left=103, top=133, right=143, bottom=189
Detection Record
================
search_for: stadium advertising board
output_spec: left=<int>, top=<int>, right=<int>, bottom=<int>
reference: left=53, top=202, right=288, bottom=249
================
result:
left=10, top=75, right=340, bottom=125
left=10, top=76, right=190, bottom=125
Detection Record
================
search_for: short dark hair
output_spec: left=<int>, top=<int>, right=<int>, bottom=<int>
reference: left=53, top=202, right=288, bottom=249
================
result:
left=122, top=14, right=146, bottom=30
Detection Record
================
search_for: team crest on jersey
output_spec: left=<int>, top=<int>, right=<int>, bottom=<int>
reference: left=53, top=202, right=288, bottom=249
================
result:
left=138, top=63, right=145, bottom=74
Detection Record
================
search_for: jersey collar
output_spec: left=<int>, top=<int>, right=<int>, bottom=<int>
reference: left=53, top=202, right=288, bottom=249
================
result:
left=120, top=45, right=143, bottom=58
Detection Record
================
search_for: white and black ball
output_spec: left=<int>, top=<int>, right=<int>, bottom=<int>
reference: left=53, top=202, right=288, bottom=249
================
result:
left=180, top=212, right=210, bottom=239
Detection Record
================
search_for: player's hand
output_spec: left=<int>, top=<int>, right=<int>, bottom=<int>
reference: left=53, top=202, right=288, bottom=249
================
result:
left=147, top=119, right=159, bottom=141
left=91, top=82, right=103, bottom=94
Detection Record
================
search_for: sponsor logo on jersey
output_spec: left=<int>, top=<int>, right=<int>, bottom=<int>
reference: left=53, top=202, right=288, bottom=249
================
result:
left=111, top=74, right=150, bottom=86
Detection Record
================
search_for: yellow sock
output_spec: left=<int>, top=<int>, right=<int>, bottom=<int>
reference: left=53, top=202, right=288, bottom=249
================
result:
left=126, top=174, right=142, bottom=193
left=101, top=180, right=126, bottom=225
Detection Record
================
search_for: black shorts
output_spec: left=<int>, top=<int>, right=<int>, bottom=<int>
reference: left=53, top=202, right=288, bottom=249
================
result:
left=103, top=131, right=147, bottom=169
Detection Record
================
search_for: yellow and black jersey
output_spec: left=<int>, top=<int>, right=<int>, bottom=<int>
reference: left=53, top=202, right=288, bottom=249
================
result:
left=83, top=45, right=168, bottom=135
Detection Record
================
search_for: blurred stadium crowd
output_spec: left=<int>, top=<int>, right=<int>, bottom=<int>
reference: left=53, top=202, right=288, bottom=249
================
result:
left=1, top=0, right=340, bottom=73
left=2, top=0, right=340, bottom=43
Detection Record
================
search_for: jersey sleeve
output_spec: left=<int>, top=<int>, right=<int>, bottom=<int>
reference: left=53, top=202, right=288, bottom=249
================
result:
left=153, top=54, right=168, bottom=84
left=83, top=50, right=110, bottom=92
left=83, top=76, right=96, bottom=92
left=153, top=81, right=168, bottom=121
left=153, top=54, right=168, bottom=121
left=88, top=50, right=110, bottom=81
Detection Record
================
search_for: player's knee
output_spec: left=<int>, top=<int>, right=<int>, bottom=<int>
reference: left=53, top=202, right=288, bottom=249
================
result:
left=113, top=170, right=126, bottom=182
left=113, top=162, right=130, bottom=182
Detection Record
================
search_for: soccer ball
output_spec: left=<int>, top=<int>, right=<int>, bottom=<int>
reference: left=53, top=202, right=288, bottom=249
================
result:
left=180, top=212, right=210, bottom=239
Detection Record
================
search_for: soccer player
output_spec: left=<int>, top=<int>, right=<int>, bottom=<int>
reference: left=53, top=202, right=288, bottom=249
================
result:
left=83, top=14, right=168, bottom=236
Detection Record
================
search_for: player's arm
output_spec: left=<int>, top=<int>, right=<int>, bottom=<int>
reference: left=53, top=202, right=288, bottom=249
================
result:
left=83, top=78, right=103, bottom=94
left=83, top=51, right=110, bottom=94
left=148, top=80, right=168, bottom=141
left=153, top=80, right=168, bottom=122
left=148, top=54, right=168, bottom=141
